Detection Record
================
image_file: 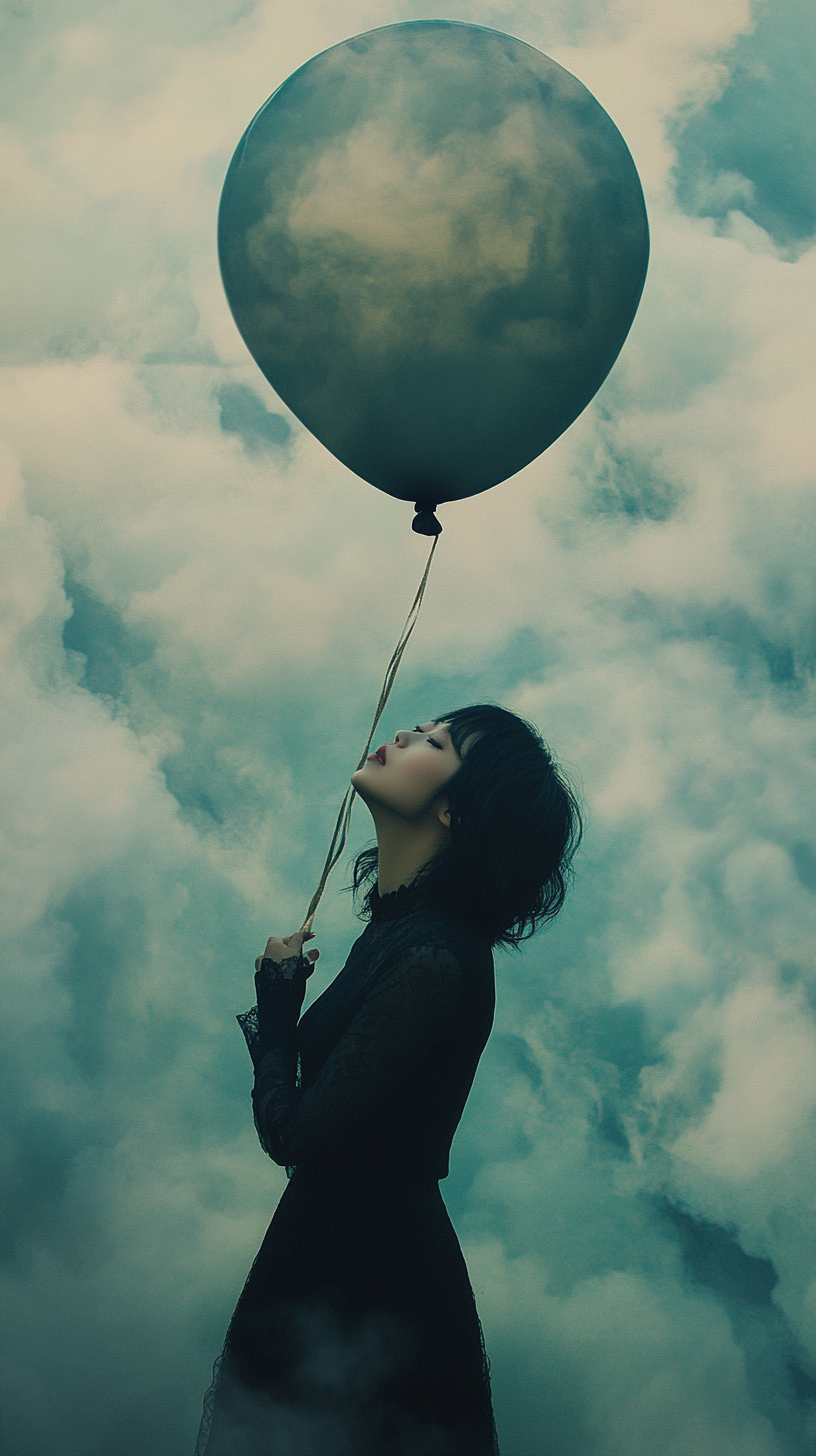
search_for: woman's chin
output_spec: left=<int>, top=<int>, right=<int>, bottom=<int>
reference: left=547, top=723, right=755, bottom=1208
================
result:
left=352, top=771, right=388, bottom=813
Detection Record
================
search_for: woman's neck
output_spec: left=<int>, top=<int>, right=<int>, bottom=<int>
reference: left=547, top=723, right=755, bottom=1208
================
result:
left=369, top=805, right=450, bottom=895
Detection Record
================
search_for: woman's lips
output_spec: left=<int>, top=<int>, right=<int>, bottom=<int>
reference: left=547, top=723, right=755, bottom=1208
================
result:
left=367, top=744, right=387, bottom=765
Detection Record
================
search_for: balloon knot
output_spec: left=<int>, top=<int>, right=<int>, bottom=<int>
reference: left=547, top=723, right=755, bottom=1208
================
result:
left=412, top=501, right=442, bottom=536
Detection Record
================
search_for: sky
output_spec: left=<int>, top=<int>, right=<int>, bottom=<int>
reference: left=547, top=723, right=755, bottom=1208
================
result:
left=0, top=2, right=814, bottom=1454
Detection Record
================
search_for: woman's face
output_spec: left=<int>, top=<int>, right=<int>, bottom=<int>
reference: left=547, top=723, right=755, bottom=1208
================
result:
left=352, top=720, right=463, bottom=821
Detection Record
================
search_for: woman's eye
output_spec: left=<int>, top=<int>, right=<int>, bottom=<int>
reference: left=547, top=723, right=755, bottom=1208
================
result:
left=414, top=726, right=443, bottom=749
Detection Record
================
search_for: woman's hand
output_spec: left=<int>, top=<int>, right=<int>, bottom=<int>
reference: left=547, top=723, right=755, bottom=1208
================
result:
left=260, top=928, right=319, bottom=968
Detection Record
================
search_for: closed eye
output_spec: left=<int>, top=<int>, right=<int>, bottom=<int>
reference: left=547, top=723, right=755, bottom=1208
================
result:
left=415, top=725, right=444, bottom=749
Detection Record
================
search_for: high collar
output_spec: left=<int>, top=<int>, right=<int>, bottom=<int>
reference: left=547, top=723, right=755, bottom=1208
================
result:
left=369, top=877, right=433, bottom=923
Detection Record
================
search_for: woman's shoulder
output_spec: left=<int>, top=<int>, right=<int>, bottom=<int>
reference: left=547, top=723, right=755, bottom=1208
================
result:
left=382, top=906, right=494, bottom=981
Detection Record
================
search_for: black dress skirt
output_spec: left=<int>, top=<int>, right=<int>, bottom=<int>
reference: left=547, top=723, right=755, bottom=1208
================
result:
left=196, top=881, right=499, bottom=1456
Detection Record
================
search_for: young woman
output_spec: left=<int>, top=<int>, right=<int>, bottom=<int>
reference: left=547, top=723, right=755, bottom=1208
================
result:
left=196, top=704, right=581, bottom=1456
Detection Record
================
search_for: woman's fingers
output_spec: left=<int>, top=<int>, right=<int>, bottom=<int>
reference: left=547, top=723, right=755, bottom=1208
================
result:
left=262, top=929, right=318, bottom=963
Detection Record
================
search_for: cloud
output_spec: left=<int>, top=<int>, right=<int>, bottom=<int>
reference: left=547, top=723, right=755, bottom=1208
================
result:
left=0, top=1, right=814, bottom=1454
left=671, top=0, right=816, bottom=254
left=217, top=382, right=291, bottom=453
left=466, top=1249, right=788, bottom=1456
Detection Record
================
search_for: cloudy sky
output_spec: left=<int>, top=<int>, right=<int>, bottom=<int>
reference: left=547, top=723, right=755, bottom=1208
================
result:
left=0, top=2, right=814, bottom=1454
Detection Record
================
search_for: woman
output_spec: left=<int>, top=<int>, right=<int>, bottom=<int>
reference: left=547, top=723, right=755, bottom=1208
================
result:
left=196, top=704, right=581, bottom=1456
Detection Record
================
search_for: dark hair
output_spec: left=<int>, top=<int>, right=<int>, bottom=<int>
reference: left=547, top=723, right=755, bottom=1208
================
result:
left=349, top=703, right=582, bottom=948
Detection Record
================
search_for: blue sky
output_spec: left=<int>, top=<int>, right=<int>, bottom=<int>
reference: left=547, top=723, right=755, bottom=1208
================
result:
left=0, top=2, right=814, bottom=1454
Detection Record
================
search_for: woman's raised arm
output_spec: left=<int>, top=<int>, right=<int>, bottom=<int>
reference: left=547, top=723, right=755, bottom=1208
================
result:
left=246, top=944, right=465, bottom=1169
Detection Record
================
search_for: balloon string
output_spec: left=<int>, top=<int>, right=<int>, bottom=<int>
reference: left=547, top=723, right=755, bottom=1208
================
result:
left=300, top=533, right=440, bottom=933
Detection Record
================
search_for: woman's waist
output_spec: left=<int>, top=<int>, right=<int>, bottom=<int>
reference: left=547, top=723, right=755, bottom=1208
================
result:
left=288, top=1160, right=442, bottom=1191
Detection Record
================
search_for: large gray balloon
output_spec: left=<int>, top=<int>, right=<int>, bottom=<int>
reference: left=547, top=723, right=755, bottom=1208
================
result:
left=219, top=20, right=649, bottom=516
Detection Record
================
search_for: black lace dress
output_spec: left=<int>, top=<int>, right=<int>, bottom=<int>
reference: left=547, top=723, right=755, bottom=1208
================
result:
left=195, top=879, right=500, bottom=1456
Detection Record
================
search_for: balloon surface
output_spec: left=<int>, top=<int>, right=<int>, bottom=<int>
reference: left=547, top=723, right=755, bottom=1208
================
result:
left=219, top=21, right=649, bottom=506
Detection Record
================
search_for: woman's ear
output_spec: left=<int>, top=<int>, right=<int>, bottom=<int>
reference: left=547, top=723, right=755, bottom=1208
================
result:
left=437, top=798, right=451, bottom=828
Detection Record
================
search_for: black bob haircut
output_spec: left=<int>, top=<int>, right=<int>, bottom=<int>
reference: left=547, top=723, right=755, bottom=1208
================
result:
left=349, top=703, right=582, bottom=949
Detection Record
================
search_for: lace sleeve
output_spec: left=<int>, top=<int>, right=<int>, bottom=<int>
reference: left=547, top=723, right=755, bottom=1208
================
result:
left=234, top=953, right=313, bottom=1164
left=250, top=945, right=465, bottom=1168
left=236, top=953, right=308, bottom=1070
left=236, top=1004, right=260, bottom=1063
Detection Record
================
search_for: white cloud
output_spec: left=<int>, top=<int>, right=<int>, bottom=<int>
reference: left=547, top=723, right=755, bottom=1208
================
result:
left=669, top=978, right=816, bottom=1181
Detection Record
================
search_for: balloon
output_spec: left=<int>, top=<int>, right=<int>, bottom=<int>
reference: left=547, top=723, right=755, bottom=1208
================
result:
left=219, top=20, right=649, bottom=519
